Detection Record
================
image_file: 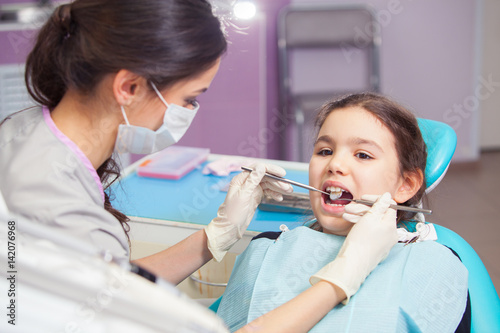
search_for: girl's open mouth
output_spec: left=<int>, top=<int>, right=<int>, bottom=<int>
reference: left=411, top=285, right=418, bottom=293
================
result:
left=322, top=186, right=354, bottom=207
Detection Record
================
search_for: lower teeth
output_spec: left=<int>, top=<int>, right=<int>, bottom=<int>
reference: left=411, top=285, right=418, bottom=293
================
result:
left=326, top=203, right=344, bottom=207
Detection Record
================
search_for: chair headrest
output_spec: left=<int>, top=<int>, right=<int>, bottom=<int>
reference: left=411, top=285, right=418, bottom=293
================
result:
left=417, top=118, right=457, bottom=193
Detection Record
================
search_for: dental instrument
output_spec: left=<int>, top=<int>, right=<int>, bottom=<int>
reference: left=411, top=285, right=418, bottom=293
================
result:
left=241, top=166, right=330, bottom=195
left=241, top=166, right=432, bottom=215
left=339, top=198, right=432, bottom=215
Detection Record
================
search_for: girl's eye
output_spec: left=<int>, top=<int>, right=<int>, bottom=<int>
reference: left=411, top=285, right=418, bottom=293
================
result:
left=356, top=152, right=372, bottom=160
left=317, top=148, right=333, bottom=157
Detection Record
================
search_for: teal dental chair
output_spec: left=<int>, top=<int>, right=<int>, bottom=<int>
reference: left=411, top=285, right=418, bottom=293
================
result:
left=417, top=119, right=500, bottom=333
left=210, top=119, right=500, bottom=333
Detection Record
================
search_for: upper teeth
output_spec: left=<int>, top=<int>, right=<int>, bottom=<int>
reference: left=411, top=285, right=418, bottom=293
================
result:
left=326, top=186, right=344, bottom=200
left=326, top=186, right=344, bottom=194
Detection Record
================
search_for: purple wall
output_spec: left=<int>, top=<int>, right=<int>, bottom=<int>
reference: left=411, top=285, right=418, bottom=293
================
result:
left=1, top=0, right=291, bottom=159
left=0, top=28, right=37, bottom=64
left=1, top=0, right=480, bottom=161
left=261, top=0, right=292, bottom=159
left=291, top=0, right=480, bottom=162
left=0, top=0, right=32, bottom=3
left=177, top=14, right=267, bottom=157
left=178, top=0, right=291, bottom=159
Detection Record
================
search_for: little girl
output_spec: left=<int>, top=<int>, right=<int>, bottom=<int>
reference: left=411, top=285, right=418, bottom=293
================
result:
left=217, top=93, right=469, bottom=332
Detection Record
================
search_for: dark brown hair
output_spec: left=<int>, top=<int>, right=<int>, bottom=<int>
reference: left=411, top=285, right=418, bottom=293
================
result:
left=24, top=0, right=227, bottom=237
left=313, top=93, right=427, bottom=226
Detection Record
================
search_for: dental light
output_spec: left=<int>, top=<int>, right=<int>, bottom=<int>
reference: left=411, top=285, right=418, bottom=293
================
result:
left=233, top=0, right=256, bottom=20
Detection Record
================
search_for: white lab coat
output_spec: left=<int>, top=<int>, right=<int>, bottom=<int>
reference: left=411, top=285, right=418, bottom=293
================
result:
left=0, top=107, right=129, bottom=263
left=0, top=194, right=228, bottom=333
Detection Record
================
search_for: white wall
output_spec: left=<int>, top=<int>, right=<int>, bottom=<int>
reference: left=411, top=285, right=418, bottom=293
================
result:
left=292, top=0, right=482, bottom=161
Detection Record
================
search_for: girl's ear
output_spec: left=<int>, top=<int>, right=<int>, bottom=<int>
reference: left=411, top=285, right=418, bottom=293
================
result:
left=394, top=169, right=424, bottom=204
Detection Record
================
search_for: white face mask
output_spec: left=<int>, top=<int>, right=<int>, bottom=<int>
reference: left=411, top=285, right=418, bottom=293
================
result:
left=115, top=83, right=199, bottom=154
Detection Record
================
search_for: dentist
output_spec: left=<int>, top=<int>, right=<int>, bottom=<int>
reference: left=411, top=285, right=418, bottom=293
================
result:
left=0, top=0, right=398, bottom=331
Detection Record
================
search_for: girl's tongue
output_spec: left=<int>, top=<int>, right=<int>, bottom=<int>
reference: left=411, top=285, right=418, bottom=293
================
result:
left=324, top=190, right=354, bottom=206
left=333, top=190, right=354, bottom=205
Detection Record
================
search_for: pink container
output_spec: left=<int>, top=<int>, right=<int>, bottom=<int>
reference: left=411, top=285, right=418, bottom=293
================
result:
left=137, top=146, right=210, bottom=180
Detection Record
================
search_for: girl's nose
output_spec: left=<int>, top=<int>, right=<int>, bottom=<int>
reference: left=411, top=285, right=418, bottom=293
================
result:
left=327, top=152, right=348, bottom=176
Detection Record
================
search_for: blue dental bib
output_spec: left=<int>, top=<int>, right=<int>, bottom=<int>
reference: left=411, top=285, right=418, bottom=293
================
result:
left=217, top=226, right=468, bottom=333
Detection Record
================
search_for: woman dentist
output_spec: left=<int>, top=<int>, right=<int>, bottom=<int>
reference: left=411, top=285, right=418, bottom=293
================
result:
left=0, top=0, right=398, bottom=331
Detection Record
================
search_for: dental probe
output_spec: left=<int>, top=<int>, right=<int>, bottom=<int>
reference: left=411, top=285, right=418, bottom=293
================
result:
left=338, top=198, right=432, bottom=215
left=241, top=166, right=330, bottom=195
left=241, top=166, right=433, bottom=215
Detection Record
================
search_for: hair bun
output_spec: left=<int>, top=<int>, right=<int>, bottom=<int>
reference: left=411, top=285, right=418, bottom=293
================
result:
left=56, top=4, right=73, bottom=39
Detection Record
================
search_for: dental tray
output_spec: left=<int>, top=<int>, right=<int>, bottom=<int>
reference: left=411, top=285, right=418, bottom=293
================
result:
left=137, top=146, right=210, bottom=180
left=259, top=192, right=312, bottom=214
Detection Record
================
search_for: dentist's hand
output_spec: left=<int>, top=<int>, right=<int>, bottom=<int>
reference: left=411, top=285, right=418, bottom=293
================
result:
left=310, top=192, right=398, bottom=303
left=342, top=194, right=393, bottom=223
left=205, top=163, right=293, bottom=262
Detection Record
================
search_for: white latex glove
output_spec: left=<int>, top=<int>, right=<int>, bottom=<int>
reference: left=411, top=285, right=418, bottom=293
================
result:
left=205, top=163, right=293, bottom=262
left=342, top=194, right=390, bottom=223
left=309, top=192, right=398, bottom=303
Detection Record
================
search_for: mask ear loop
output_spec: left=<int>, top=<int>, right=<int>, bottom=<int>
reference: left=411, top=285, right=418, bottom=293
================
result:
left=150, top=82, right=170, bottom=108
left=120, top=106, right=131, bottom=126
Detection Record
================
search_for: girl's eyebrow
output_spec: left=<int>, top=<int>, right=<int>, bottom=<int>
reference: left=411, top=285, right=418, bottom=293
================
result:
left=349, top=137, right=384, bottom=153
left=315, top=135, right=384, bottom=153
left=315, top=135, right=333, bottom=145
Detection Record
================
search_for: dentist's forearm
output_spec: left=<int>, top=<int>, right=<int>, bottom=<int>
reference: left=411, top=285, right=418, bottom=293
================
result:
left=133, top=229, right=213, bottom=285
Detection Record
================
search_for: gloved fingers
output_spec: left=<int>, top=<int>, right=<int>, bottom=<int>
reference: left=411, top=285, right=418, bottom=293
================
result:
left=240, top=163, right=286, bottom=192
left=243, top=163, right=268, bottom=188
left=359, top=194, right=383, bottom=201
left=375, top=208, right=399, bottom=258
left=365, top=192, right=393, bottom=215
left=344, top=207, right=395, bottom=224
left=360, top=194, right=397, bottom=207
left=342, top=212, right=361, bottom=223
left=263, top=189, right=284, bottom=202
left=252, top=185, right=264, bottom=205
left=343, top=195, right=381, bottom=222
left=344, top=194, right=396, bottom=214
left=241, top=163, right=293, bottom=194
left=227, top=171, right=250, bottom=191
left=343, top=202, right=371, bottom=216
left=381, top=206, right=398, bottom=230
left=260, top=178, right=293, bottom=194
left=250, top=163, right=287, bottom=178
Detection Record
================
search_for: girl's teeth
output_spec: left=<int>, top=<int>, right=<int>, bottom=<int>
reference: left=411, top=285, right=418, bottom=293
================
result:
left=330, top=192, right=341, bottom=200
left=326, top=186, right=343, bottom=200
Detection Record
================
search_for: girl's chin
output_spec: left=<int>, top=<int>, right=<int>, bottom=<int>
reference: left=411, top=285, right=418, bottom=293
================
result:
left=315, top=216, right=353, bottom=236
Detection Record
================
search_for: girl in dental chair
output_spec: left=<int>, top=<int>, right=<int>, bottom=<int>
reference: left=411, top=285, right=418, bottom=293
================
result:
left=217, top=93, right=470, bottom=333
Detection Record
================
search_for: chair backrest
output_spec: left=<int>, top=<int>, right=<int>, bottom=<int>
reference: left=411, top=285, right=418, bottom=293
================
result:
left=434, top=224, right=500, bottom=332
left=418, top=119, right=500, bottom=332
